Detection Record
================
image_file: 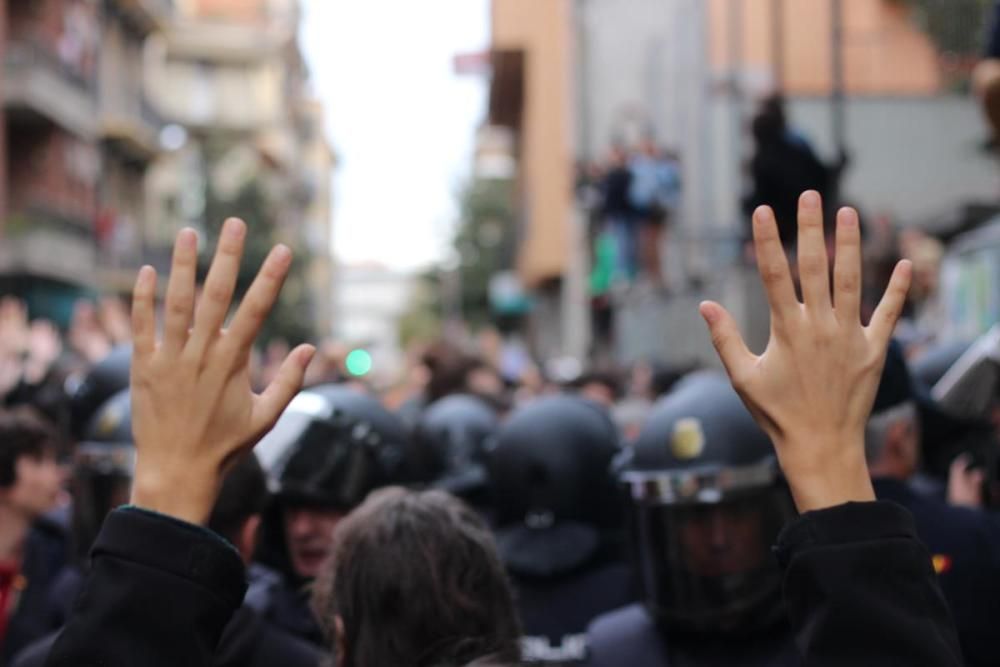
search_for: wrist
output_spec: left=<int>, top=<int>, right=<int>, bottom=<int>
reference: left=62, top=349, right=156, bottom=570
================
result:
left=776, top=435, right=875, bottom=513
left=130, top=462, right=220, bottom=526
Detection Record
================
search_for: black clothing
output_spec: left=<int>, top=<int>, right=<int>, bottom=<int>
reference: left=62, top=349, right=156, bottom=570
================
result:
left=516, top=561, right=635, bottom=663
left=0, top=512, right=68, bottom=664
left=585, top=604, right=798, bottom=667
left=586, top=501, right=961, bottom=667
left=874, top=478, right=1000, bottom=666
left=46, top=501, right=959, bottom=667
left=13, top=606, right=323, bottom=667
left=602, top=167, right=634, bottom=219
left=250, top=572, right=325, bottom=648
left=745, top=133, right=841, bottom=248
left=18, top=513, right=324, bottom=667
left=776, top=501, right=961, bottom=666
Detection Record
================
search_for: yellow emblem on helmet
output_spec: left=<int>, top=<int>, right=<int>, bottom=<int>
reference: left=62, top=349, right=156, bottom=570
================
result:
left=96, top=404, right=123, bottom=438
left=671, top=418, right=705, bottom=460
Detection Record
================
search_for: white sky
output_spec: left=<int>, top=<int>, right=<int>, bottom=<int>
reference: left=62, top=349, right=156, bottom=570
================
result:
left=299, top=0, right=490, bottom=271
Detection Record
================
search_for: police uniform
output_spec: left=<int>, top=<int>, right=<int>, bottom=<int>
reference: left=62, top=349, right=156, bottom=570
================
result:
left=584, top=373, right=798, bottom=667
left=411, top=393, right=498, bottom=510
left=252, top=383, right=411, bottom=647
left=488, top=395, right=635, bottom=663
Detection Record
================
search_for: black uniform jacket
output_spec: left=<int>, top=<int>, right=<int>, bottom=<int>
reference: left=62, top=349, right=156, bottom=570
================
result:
left=44, top=502, right=959, bottom=667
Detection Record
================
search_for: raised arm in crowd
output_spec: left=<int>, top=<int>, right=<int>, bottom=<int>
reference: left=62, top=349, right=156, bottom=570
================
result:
left=42, top=195, right=963, bottom=666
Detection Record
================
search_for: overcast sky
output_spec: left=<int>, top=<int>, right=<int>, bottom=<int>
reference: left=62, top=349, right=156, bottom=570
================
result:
left=299, top=0, right=490, bottom=271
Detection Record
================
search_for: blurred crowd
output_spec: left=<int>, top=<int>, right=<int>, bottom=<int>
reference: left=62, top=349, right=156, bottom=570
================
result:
left=1, top=292, right=998, bottom=664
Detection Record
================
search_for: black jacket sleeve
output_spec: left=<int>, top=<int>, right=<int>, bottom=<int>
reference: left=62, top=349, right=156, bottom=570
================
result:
left=44, top=507, right=247, bottom=667
left=775, top=501, right=962, bottom=667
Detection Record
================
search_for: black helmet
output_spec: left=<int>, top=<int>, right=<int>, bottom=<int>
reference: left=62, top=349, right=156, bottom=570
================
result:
left=489, top=395, right=622, bottom=577
left=411, top=394, right=498, bottom=502
left=67, top=345, right=131, bottom=439
left=255, top=384, right=410, bottom=511
left=621, top=371, right=794, bottom=636
left=72, top=388, right=134, bottom=562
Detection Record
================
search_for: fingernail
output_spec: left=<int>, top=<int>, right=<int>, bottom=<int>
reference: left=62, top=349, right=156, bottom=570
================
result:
left=225, top=218, right=246, bottom=239
left=137, top=265, right=154, bottom=288
left=300, top=345, right=317, bottom=368
left=273, top=244, right=292, bottom=263
left=753, top=206, right=772, bottom=224
left=838, top=208, right=857, bottom=227
left=801, top=191, right=820, bottom=210
left=178, top=228, right=197, bottom=249
left=699, top=302, right=717, bottom=324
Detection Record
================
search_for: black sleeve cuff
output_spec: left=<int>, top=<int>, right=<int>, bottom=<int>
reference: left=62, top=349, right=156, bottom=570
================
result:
left=95, top=507, right=247, bottom=609
left=774, top=500, right=917, bottom=569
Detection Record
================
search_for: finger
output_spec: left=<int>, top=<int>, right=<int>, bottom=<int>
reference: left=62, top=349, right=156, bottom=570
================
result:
left=700, top=301, right=754, bottom=385
left=131, top=266, right=157, bottom=359
left=751, top=206, right=798, bottom=323
left=188, top=219, right=246, bottom=355
left=226, top=244, right=293, bottom=358
left=253, top=344, right=316, bottom=435
left=162, top=228, right=199, bottom=355
left=796, top=191, right=832, bottom=313
left=867, top=260, right=912, bottom=346
left=833, top=207, right=862, bottom=322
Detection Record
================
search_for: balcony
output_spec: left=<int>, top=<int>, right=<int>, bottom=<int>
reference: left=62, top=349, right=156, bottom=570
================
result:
left=4, top=39, right=98, bottom=138
left=101, top=95, right=163, bottom=161
left=110, top=0, right=174, bottom=34
left=0, top=213, right=97, bottom=287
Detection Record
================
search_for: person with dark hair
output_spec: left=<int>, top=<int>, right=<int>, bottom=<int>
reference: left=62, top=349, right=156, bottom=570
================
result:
left=40, top=211, right=961, bottom=667
left=0, top=408, right=63, bottom=661
left=602, top=144, right=638, bottom=284
left=10, top=402, right=323, bottom=667
left=744, top=95, right=847, bottom=249
left=312, top=487, right=521, bottom=667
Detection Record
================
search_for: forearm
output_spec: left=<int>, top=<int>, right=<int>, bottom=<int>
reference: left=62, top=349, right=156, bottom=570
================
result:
left=776, top=501, right=962, bottom=667
left=45, top=508, right=246, bottom=667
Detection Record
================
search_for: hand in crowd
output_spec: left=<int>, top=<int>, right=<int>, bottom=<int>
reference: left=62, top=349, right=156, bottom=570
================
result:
left=68, top=301, right=112, bottom=364
left=948, top=453, right=986, bottom=509
left=700, top=190, right=912, bottom=512
left=129, top=219, right=314, bottom=525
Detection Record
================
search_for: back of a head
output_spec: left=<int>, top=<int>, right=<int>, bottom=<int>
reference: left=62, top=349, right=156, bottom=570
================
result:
left=314, top=488, right=521, bottom=667
left=209, top=453, right=269, bottom=544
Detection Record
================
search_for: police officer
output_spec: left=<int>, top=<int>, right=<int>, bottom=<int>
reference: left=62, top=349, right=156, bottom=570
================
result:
left=867, top=341, right=1000, bottom=667
left=252, top=383, right=411, bottom=647
left=12, top=389, right=327, bottom=667
left=66, top=345, right=131, bottom=441
left=489, top=395, right=633, bottom=664
left=585, top=372, right=799, bottom=667
left=410, top=393, right=498, bottom=511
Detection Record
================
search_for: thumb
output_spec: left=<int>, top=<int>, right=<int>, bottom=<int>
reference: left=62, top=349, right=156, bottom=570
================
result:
left=700, top=301, right=753, bottom=382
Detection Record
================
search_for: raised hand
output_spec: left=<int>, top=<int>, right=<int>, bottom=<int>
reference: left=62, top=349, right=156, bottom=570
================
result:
left=129, top=219, right=315, bottom=525
left=699, top=191, right=911, bottom=512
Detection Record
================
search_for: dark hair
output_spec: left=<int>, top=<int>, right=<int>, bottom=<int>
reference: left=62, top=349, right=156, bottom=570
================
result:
left=208, top=454, right=269, bottom=543
left=313, top=488, right=522, bottom=667
left=0, top=407, right=58, bottom=488
left=571, top=370, right=623, bottom=401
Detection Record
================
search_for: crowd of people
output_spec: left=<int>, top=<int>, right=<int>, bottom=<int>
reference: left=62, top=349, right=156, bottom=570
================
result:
left=0, top=192, right=996, bottom=666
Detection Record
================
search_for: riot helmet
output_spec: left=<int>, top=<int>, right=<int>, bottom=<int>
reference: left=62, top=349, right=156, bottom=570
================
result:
left=256, top=384, right=411, bottom=510
left=66, top=345, right=131, bottom=440
left=72, top=388, right=134, bottom=562
left=489, top=395, right=622, bottom=577
left=620, top=371, right=794, bottom=636
left=411, top=393, right=498, bottom=503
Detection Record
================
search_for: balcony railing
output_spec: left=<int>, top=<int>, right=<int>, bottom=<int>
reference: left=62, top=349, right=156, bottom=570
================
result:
left=4, top=38, right=98, bottom=137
